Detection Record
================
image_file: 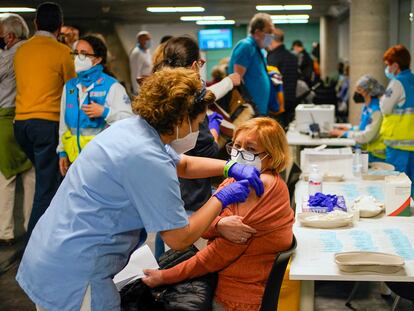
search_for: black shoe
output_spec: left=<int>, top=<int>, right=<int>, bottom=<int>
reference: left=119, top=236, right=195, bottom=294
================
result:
left=0, top=238, right=15, bottom=246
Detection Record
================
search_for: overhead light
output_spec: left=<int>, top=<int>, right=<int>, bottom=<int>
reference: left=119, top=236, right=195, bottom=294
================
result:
left=284, top=5, right=313, bottom=10
left=0, top=7, right=36, bottom=13
left=256, top=5, right=284, bottom=11
left=180, top=16, right=225, bottom=21
left=271, top=14, right=310, bottom=20
left=273, top=19, right=309, bottom=24
left=256, top=4, right=312, bottom=11
left=147, top=7, right=205, bottom=13
left=196, top=20, right=235, bottom=25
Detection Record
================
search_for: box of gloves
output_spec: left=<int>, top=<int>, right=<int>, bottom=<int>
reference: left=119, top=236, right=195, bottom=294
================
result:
left=384, top=173, right=412, bottom=216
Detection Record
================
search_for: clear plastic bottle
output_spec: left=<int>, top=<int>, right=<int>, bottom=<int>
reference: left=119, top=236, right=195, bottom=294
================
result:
left=353, top=146, right=363, bottom=177
left=308, top=164, right=323, bottom=195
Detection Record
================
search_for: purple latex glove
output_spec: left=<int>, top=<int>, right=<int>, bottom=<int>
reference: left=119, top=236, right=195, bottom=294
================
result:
left=228, top=163, right=264, bottom=196
left=214, top=180, right=250, bottom=208
left=308, top=193, right=346, bottom=212
left=208, top=112, right=223, bottom=134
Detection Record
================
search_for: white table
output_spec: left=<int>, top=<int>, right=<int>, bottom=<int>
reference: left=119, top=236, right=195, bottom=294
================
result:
left=290, top=180, right=414, bottom=311
left=286, top=130, right=355, bottom=164
left=286, top=130, right=356, bottom=147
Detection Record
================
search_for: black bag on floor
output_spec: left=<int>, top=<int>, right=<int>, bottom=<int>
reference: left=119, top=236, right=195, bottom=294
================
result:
left=120, top=245, right=218, bottom=311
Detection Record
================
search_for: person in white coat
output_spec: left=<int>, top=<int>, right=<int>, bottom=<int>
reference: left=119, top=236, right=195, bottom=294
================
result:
left=129, top=30, right=152, bottom=95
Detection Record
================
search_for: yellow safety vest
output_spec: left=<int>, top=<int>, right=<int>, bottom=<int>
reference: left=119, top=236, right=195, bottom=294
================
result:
left=380, top=70, right=414, bottom=152
left=62, top=130, right=95, bottom=163
left=364, top=134, right=386, bottom=159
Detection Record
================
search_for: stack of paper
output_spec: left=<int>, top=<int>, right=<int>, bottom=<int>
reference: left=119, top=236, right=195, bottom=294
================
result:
left=113, top=244, right=159, bottom=291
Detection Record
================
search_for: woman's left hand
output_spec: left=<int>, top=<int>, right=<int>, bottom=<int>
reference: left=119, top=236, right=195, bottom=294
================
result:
left=142, top=269, right=164, bottom=288
left=82, top=101, right=104, bottom=118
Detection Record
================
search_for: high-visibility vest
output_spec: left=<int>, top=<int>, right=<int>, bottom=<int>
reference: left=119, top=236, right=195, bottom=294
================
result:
left=380, top=69, right=414, bottom=152
left=63, top=73, right=116, bottom=162
left=359, top=98, right=386, bottom=159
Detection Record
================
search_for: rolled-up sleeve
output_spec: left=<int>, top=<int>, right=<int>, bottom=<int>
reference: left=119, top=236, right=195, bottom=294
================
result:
left=207, top=77, right=233, bottom=101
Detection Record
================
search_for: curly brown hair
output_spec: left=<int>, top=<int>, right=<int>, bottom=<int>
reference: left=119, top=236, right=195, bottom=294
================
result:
left=132, top=67, right=215, bottom=135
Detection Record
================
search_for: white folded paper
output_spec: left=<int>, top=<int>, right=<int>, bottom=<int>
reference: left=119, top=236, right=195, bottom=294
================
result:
left=113, top=244, right=159, bottom=291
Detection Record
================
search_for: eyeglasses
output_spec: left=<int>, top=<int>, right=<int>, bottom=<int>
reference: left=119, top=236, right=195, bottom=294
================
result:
left=70, top=51, right=96, bottom=60
left=225, top=142, right=266, bottom=161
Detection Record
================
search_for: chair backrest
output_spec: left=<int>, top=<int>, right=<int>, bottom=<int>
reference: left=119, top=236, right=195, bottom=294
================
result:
left=260, top=235, right=297, bottom=311
left=286, top=163, right=302, bottom=214
left=386, top=282, right=414, bottom=301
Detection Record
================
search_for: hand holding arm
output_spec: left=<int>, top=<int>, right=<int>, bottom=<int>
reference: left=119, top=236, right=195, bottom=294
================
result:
left=216, top=215, right=256, bottom=244
left=228, top=73, right=241, bottom=86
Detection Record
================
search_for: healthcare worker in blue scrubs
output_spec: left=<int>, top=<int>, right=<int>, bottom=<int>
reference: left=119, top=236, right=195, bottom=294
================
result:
left=16, top=67, right=264, bottom=311
left=380, top=45, right=414, bottom=195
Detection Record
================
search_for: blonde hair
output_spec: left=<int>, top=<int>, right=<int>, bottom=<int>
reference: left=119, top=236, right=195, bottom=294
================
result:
left=132, top=67, right=215, bottom=135
left=152, top=42, right=166, bottom=70
left=233, top=117, right=290, bottom=173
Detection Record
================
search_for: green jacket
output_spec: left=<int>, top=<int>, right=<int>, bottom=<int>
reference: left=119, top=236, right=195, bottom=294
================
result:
left=0, top=107, right=32, bottom=179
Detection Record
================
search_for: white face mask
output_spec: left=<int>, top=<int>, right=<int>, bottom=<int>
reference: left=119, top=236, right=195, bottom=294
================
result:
left=231, top=150, right=268, bottom=172
left=170, top=117, right=199, bottom=154
left=74, top=55, right=93, bottom=73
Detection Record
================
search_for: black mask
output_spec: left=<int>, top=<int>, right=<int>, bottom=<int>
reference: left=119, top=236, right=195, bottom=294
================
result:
left=0, top=37, right=6, bottom=50
left=353, top=92, right=365, bottom=103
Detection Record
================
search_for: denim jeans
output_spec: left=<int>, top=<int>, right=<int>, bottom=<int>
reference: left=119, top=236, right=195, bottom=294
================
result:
left=14, top=119, right=61, bottom=237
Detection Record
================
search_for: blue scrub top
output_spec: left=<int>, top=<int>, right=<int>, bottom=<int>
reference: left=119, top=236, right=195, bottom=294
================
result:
left=228, top=36, right=271, bottom=115
left=16, top=116, right=189, bottom=311
left=359, top=97, right=380, bottom=131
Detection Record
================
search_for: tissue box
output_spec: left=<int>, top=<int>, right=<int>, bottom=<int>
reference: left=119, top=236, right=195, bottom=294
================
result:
left=384, top=173, right=412, bottom=216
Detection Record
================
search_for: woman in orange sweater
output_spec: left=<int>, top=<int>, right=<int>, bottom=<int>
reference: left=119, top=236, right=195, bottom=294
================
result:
left=143, top=117, right=294, bottom=311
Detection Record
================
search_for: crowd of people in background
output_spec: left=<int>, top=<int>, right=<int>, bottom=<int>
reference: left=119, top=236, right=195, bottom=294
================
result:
left=1, top=2, right=414, bottom=311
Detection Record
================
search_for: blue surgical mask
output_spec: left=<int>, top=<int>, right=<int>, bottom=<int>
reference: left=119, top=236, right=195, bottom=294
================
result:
left=385, top=66, right=395, bottom=80
left=144, top=39, right=152, bottom=50
left=263, top=34, right=273, bottom=48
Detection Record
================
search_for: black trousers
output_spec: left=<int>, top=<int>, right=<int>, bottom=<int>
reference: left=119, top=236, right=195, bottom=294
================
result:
left=14, top=119, right=61, bottom=237
left=274, top=100, right=297, bottom=130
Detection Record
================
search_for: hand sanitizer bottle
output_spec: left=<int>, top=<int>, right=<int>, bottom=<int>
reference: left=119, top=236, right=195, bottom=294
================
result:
left=353, top=146, right=362, bottom=177
left=309, top=164, right=323, bottom=195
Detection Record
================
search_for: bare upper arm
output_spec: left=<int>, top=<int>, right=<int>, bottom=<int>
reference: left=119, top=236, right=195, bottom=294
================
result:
left=234, top=64, right=247, bottom=79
